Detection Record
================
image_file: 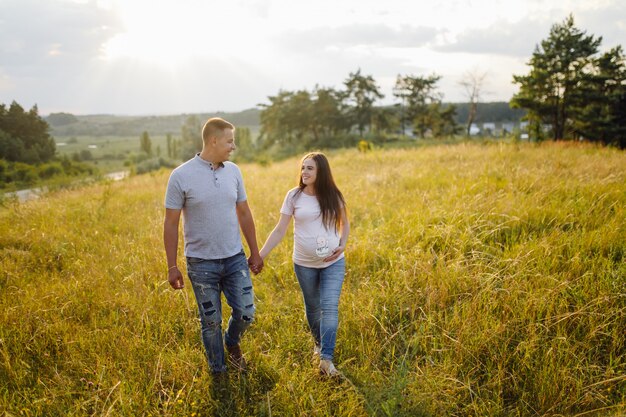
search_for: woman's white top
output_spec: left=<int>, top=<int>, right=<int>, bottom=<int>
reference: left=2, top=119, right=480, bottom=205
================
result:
left=280, top=188, right=344, bottom=268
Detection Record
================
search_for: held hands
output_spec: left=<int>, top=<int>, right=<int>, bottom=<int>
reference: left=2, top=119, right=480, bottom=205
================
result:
left=168, top=267, right=184, bottom=290
left=323, top=245, right=345, bottom=263
left=248, top=253, right=264, bottom=275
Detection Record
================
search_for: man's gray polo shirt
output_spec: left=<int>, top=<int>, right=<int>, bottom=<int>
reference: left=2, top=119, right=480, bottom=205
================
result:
left=165, top=154, right=247, bottom=260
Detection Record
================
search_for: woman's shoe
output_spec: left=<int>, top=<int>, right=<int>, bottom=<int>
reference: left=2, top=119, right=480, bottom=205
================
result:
left=319, top=359, right=341, bottom=377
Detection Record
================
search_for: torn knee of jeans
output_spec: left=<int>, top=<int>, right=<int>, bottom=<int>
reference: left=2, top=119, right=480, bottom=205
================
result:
left=242, top=285, right=253, bottom=296
left=205, top=318, right=221, bottom=329
left=240, top=304, right=255, bottom=323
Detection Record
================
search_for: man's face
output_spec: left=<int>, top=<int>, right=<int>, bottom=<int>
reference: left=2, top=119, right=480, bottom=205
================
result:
left=213, top=128, right=236, bottom=162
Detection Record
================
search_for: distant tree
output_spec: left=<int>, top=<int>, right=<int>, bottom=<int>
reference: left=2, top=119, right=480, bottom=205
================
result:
left=237, top=127, right=252, bottom=148
left=233, top=127, right=254, bottom=161
left=395, top=74, right=456, bottom=138
left=172, top=139, right=181, bottom=160
left=370, top=106, right=399, bottom=136
left=259, top=90, right=312, bottom=148
left=459, top=69, right=488, bottom=136
left=259, top=85, right=351, bottom=150
left=166, top=133, right=173, bottom=158
left=0, top=130, right=25, bottom=162
left=571, top=46, right=626, bottom=147
left=259, top=90, right=291, bottom=148
left=140, top=131, right=152, bottom=156
left=79, top=149, right=93, bottom=161
left=511, top=15, right=602, bottom=141
left=343, top=69, right=384, bottom=137
left=392, top=74, right=411, bottom=135
left=288, top=90, right=315, bottom=144
left=0, top=101, right=56, bottom=163
left=46, top=112, right=79, bottom=126
left=310, top=86, right=346, bottom=140
left=429, top=102, right=459, bottom=137
left=180, top=115, right=202, bottom=160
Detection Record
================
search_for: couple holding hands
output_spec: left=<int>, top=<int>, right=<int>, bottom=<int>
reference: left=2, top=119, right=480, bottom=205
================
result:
left=163, top=117, right=349, bottom=377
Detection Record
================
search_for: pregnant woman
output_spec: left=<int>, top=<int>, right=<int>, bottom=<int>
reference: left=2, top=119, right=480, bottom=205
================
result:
left=260, top=152, right=350, bottom=376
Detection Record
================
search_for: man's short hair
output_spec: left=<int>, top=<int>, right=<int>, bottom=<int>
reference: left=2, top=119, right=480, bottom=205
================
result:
left=202, top=118, right=235, bottom=142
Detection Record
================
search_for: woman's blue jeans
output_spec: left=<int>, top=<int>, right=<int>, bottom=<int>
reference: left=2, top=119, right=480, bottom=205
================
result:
left=293, top=258, right=345, bottom=361
left=186, top=251, right=255, bottom=373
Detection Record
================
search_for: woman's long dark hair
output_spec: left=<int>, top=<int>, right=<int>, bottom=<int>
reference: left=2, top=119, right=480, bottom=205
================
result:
left=295, top=152, right=346, bottom=232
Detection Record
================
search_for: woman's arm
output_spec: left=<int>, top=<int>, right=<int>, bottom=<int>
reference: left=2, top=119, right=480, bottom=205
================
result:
left=259, top=213, right=292, bottom=260
left=323, top=207, right=350, bottom=263
left=236, top=200, right=263, bottom=274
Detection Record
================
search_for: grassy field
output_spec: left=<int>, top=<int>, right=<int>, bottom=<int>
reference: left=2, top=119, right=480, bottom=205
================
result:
left=53, top=134, right=175, bottom=173
left=1, top=142, right=624, bottom=416
left=52, top=126, right=262, bottom=174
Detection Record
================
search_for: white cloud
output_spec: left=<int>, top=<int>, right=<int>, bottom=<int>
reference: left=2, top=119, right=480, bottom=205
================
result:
left=0, top=0, right=121, bottom=70
left=0, top=0, right=624, bottom=114
left=276, top=24, right=441, bottom=52
left=436, top=18, right=552, bottom=57
left=438, top=8, right=626, bottom=57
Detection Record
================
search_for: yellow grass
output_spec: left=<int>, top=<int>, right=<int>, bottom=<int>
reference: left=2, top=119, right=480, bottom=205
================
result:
left=1, top=142, right=625, bottom=416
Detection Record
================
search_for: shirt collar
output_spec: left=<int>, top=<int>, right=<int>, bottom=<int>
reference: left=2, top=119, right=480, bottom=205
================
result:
left=195, top=153, right=225, bottom=169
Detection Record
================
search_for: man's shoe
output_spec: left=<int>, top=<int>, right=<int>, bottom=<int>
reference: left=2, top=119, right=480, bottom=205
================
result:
left=226, top=344, right=247, bottom=372
left=319, top=359, right=340, bottom=377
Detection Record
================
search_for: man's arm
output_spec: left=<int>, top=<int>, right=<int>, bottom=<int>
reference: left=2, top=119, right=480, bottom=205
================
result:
left=164, top=208, right=184, bottom=289
left=236, top=200, right=263, bottom=274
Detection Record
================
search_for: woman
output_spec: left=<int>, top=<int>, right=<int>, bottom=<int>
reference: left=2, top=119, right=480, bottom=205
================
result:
left=260, top=152, right=349, bottom=376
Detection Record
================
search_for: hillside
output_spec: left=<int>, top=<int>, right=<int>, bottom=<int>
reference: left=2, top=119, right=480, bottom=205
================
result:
left=46, top=102, right=525, bottom=138
left=1, top=142, right=624, bottom=416
left=46, top=108, right=261, bottom=137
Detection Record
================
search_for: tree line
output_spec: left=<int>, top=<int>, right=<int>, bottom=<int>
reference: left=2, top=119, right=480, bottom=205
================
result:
left=257, top=15, right=625, bottom=150
left=1, top=14, right=623, bottom=190
left=0, top=102, right=95, bottom=189
left=257, top=69, right=459, bottom=153
left=0, top=102, right=56, bottom=163
left=46, top=109, right=261, bottom=137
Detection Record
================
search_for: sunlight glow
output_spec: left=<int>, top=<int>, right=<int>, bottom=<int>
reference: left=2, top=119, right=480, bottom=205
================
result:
left=103, top=1, right=256, bottom=67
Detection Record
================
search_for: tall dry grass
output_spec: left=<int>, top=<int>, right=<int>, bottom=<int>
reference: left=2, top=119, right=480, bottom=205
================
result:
left=1, top=141, right=624, bottom=416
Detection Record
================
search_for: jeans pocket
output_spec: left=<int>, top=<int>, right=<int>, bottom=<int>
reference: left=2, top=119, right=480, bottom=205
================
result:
left=187, top=256, right=205, bottom=264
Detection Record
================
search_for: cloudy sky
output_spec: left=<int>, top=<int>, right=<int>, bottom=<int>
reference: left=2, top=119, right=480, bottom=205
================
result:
left=1, top=0, right=624, bottom=115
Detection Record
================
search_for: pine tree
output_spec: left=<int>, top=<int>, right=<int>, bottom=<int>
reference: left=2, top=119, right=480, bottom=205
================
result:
left=343, top=69, right=384, bottom=137
left=512, top=15, right=602, bottom=140
left=139, top=131, right=152, bottom=156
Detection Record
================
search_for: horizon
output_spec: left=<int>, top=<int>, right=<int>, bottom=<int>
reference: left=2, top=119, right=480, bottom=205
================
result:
left=40, top=100, right=518, bottom=118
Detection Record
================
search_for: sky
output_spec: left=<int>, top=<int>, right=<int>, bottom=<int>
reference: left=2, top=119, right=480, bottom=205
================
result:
left=0, top=0, right=624, bottom=116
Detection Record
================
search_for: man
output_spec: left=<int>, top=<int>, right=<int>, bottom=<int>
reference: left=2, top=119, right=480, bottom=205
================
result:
left=163, top=117, right=263, bottom=374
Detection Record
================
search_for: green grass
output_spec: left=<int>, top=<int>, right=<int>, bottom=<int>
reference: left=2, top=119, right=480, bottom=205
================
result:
left=53, top=126, right=262, bottom=174
left=1, top=142, right=625, bottom=416
left=53, top=135, right=172, bottom=173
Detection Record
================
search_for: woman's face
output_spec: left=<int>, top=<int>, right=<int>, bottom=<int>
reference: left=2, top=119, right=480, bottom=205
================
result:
left=301, top=158, right=317, bottom=187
